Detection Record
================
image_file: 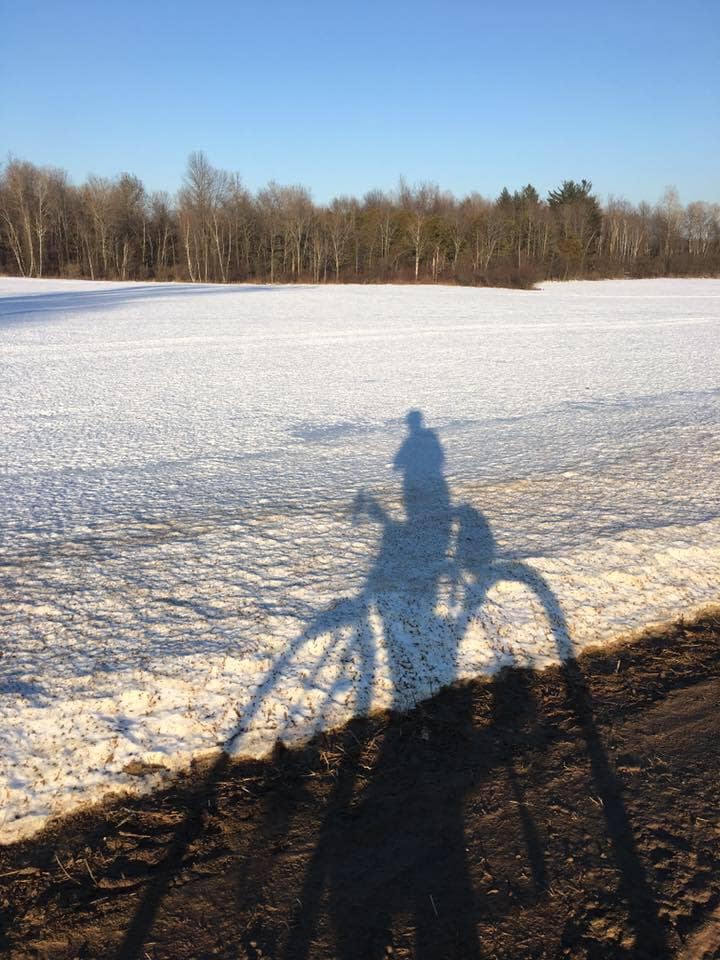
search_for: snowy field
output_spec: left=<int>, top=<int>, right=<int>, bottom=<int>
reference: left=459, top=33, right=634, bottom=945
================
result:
left=2, top=276, right=720, bottom=843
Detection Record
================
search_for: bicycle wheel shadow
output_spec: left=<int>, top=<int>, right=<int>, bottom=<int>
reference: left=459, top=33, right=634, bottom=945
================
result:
left=116, top=409, right=670, bottom=960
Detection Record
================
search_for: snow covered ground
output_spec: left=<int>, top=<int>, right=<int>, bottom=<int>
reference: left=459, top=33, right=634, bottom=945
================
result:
left=1, top=276, right=719, bottom=843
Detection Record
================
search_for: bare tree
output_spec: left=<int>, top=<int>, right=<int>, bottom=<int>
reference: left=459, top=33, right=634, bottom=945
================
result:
left=326, top=196, right=356, bottom=281
left=655, top=186, right=684, bottom=270
left=399, top=179, right=443, bottom=281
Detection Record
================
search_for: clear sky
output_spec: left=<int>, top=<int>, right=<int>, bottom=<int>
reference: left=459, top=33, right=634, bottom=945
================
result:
left=2, top=0, right=718, bottom=205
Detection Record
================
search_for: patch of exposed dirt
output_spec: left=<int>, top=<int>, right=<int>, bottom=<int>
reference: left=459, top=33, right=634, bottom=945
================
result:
left=2, top=614, right=720, bottom=959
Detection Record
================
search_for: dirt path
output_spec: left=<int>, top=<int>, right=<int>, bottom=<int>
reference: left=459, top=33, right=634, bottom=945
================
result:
left=2, top=614, right=720, bottom=959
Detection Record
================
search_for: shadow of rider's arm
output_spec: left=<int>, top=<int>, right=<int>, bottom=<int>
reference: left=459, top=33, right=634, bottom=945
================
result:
left=352, top=490, right=388, bottom=526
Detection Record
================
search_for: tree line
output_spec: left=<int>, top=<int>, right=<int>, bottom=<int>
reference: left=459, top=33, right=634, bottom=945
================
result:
left=2, top=152, right=719, bottom=288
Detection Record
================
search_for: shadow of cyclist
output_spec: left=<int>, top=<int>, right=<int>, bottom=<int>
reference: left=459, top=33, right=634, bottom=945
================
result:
left=117, top=409, right=669, bottom=960
left=281, top=410, right=480, bottom=959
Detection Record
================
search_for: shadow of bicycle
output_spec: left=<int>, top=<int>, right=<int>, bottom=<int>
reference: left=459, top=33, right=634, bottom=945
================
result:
left=117, top=409, right=669, bottom=960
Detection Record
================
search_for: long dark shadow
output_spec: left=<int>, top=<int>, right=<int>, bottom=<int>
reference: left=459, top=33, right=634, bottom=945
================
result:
left=280, top=412, right=481, bottom=959
left=115, top=751, right=229, bottom=960
left=463, top=551, right=670, bottom=957
left=116, top=408, right=669, bottom=959
left=558, top=655, right=670, bottom=957
left=0, top=281, right=281, bottom=323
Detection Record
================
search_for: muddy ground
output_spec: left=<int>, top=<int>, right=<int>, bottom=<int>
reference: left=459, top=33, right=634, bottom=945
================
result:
left=1, top=613, right=720, bottom=960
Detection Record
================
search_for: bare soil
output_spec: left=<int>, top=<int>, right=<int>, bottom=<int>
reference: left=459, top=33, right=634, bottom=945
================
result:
left=2, top=613, right=720, bottom=960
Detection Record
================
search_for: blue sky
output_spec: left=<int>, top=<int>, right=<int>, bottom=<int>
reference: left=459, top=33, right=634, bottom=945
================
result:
left=2, top=0, right=718, bottom=204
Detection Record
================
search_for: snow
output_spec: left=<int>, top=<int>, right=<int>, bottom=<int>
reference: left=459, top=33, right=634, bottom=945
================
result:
left=1, top=276, right=719, bottom=843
